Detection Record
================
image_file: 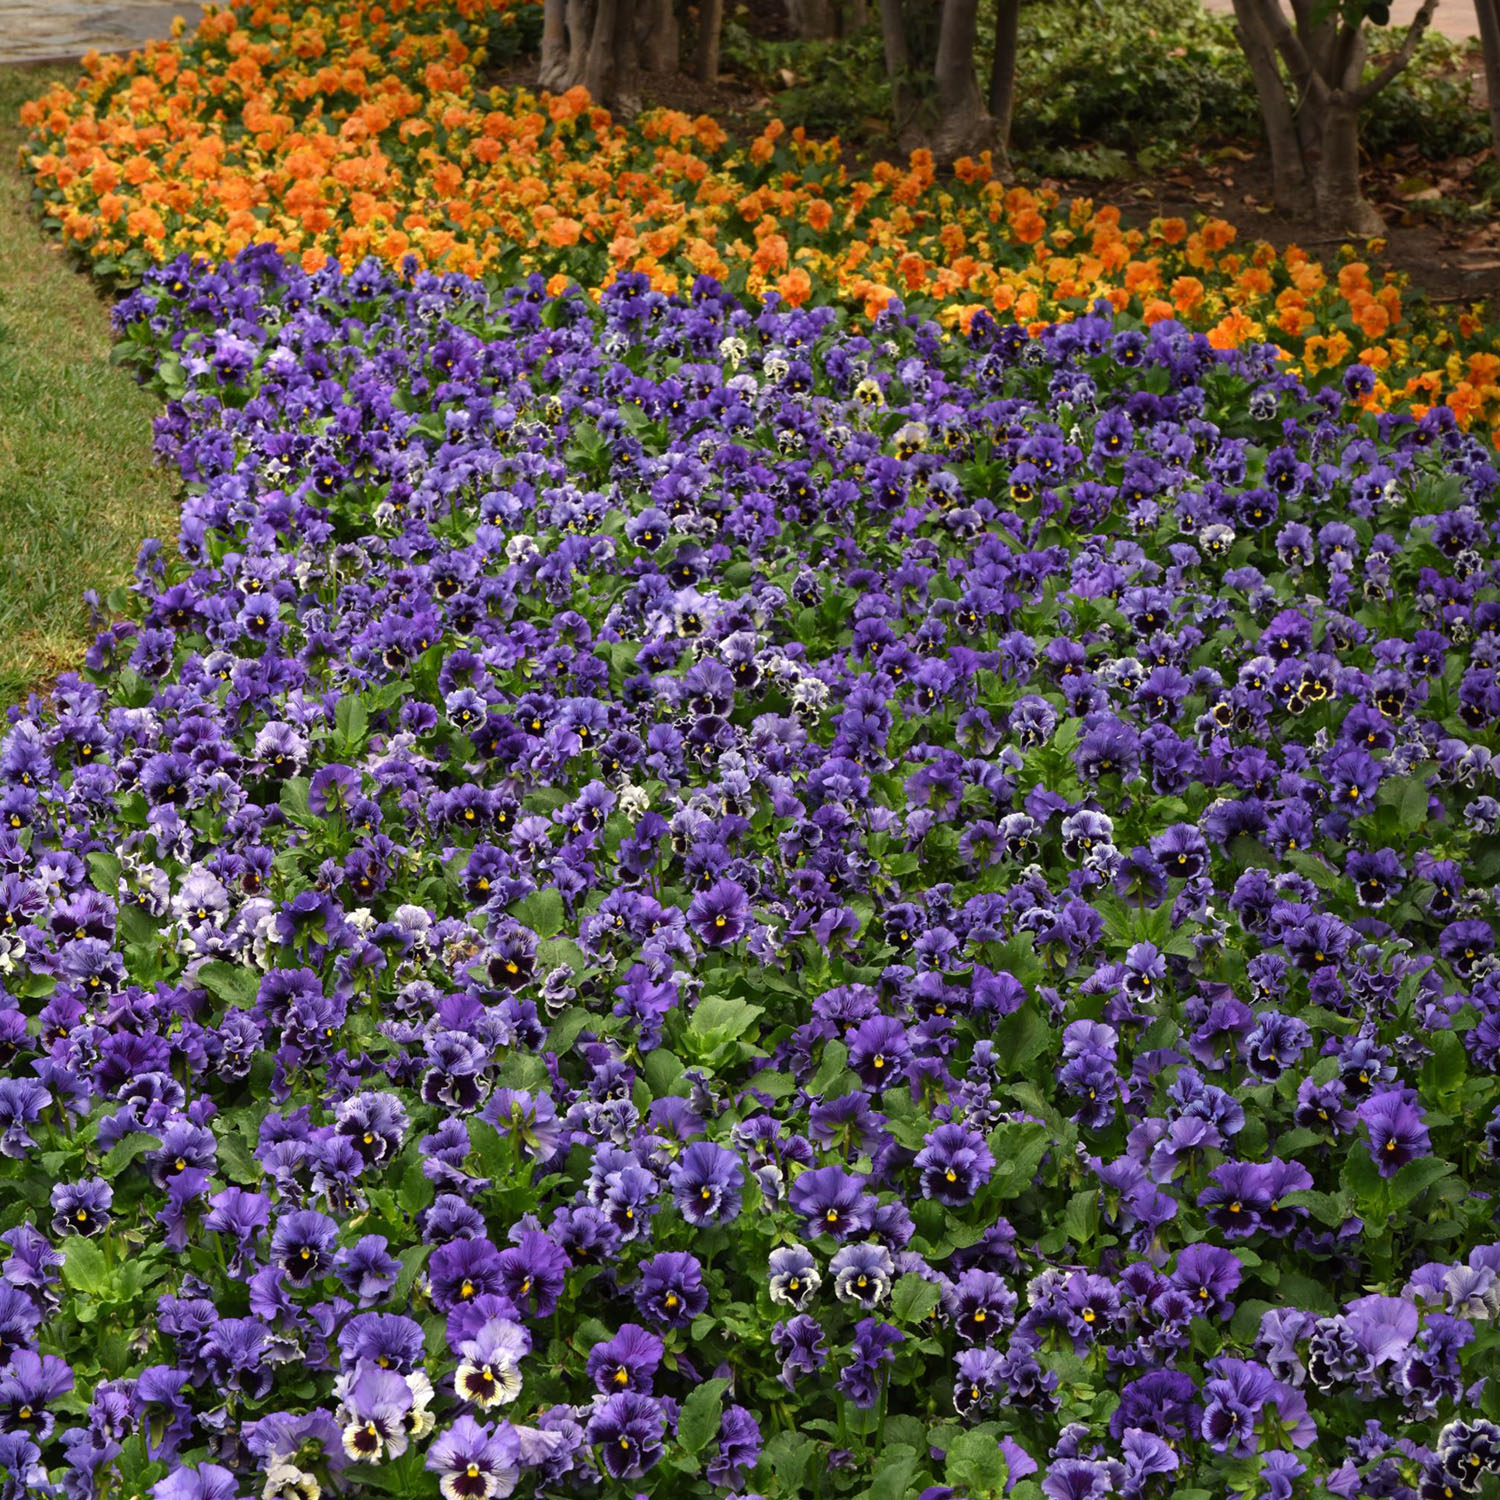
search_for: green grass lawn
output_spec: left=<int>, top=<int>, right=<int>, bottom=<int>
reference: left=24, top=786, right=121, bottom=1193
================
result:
left=0, top=63, right=177, bottom=702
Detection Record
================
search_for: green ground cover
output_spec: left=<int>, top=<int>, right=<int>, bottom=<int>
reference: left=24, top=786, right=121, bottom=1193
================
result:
left=0, top=63, right=176, bottom=701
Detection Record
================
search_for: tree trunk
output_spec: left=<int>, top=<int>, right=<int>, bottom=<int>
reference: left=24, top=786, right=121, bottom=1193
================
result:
left=787, top=0, right=836, bottom=38
left=565, top=0, right=592, bottom=88
left=880, top=0, right=927, bottom=153
left=840, top=0, right=869, bottom=36
left=540, top=0, right=570, bottom=90
left=1231, top=0, right=1433, bottom=231
left=1313, top=97, right=1385, bottom=233
left=932, top=0, right=990, bottom=162
left=637, top=0, right=678, bottom=73
left=613, top=0, right=641, bottom=115
left=695, top=0, right=723, bottom=82
left=988, top=0, right=1019, bottom=167
left=1231, top=0, right=1314, bottom=215
left=583, top=0, right=617, bottom=101
left=1476, top=0, right=1500, bottom=154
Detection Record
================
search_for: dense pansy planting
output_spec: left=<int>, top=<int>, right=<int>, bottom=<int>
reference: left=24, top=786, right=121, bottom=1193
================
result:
left=0, top=247, right=1499, bottom=1500
left=16, top=0, right=1500, bottom=441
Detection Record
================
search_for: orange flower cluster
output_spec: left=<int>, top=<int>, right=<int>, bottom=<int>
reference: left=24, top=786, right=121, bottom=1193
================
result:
left=17, top=0, right=1500, bottom=436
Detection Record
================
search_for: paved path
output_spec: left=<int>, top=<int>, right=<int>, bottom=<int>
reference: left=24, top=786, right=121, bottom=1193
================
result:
left=0, top=1, right=207, bottom=65
left=1201, top=0, right=1478, bottom=43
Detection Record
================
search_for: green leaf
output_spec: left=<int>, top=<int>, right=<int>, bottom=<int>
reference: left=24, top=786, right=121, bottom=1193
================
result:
left=745, top=1070, right=797, bottom=1099
left=1062, top=1188, right=1100, bottom=1246
left=397, top=1153, right=436, bottom=1218
left=214, top=1129, right=260, bottom=1186
left=985, top=1120, right=1053, bottom=1200
left=394, top=1244, right=433, bottom=1304
left=513, top=887, right=566, bottom=938
left=1420, top=1030, right=1466, bottom=1096
left=278, top=776, right=314, bottom=825
left=1277, top=1188, right=1351, bottom=1228
left=466, top=1121, right=514, bottom=1180
left=763, top=1432, right=816, bottom=1492
left=867, top=1451, right=919, bottom=1500
left=116, top=903, right=160, bottom=949
left=677, top=1376, right=729, bottom=1454
left=549, top=1007, right=597, bottom=1053
left=98, top=1131, right=160, bottom=1180
left=333, top=693, right=370, bottom=754
left=62, top=1236, right=110, bottom=1297
left=808, top=1040, right=849, bottom=1097
left=686, top=995, right=764, bottom=1053
left=991, top=1002, right=1052, bottom=1072
left=643, top=1048, right=687, bottom=1098
left=536, top=936, right=587, bottom=975
left=945, top=1429, right=1008, bottom=1500
left=891, top=1272, right=942, bottom=1324
left=195, top=961, right=260, bottom=1010
left=87, top=851, right=122, bottom=895
left=1388, top=1156, right=1456, bottom=1210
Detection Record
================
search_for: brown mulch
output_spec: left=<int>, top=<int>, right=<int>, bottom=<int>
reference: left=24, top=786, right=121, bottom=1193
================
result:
left=1042, top=141, right=1500, bottom=310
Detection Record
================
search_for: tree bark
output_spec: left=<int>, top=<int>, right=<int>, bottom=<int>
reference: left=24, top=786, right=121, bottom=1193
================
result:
left=787, top=0, right=835, bottom=38
left=932, top=0, right=990, bottom=162
left=988, top=0, right=1019, bottom=166
left=613, top=0, right=641, bottom=115
left=583, top=0, right=617, bottom=101
left=695, top=0, right=724, bottom=82
left=540, top=0, right=570, bottom=90
left=879, top=0, right=927, bottom=153
left=541, top=0, right=665, bottom=108
left=1231, top=0, right=1437, bottom=233
left=1477, top=0, right=1500, bottom=154
left=1313, top=97, right=1385, bottom=232
left=637, top=0, right=678, bottom=73
left=565, top=0, right=592, bottom=89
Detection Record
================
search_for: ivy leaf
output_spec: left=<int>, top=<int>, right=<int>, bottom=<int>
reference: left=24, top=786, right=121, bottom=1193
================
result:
left=677, top=1376, right=729, bottom=1454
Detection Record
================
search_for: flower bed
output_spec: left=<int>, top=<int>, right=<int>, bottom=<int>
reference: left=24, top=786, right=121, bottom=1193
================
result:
left=15, top=0, right=1500, bottom=441
left=0, top=246, right=1496, bottom=1497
